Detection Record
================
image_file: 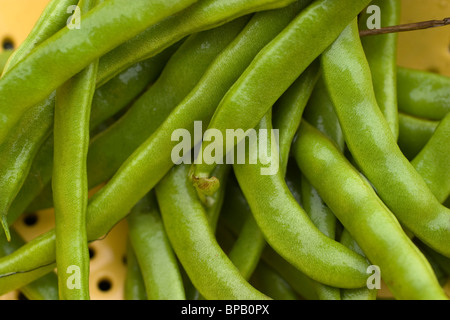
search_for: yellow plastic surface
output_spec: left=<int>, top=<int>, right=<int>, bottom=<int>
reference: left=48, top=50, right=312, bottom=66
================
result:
left=397, top=0, right=450, bottom=76
left=0, top=0, right=449, bottom=300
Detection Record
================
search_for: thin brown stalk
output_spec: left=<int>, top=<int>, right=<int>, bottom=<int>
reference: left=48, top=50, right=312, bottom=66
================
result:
left=360, top=17, right=450, bottom=37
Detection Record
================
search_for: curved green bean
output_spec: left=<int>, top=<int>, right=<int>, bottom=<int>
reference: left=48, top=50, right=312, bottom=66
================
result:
left=321, top=19, right=450, bottom=257
left=124, top=240, right=147, bottom=301
left=233, top=112, right=370, bottom=288
left=0, top=228, right=58, bottom=300
left=272, top=60, right=320, bottom=176
left=250, top=262, right=299, bottom=300
left=155, top=164, right=269, bottom=300
left=359, top=0, right=401, bottom=139
left=292, top=120, right=448, bottom=300
left=303, top=75, right=345, bottom=152
left=411, top=113, right=450, bottom=203
left=127, top=191, right=185, bottom=300
left=398, top=112, right=439, bottom=160
left=52, top=0, right=99, bottom=299
left=397, top=67, right=450, bottom=120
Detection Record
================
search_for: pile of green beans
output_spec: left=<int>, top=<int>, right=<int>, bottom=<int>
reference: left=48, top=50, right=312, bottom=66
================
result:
left=0, top=0, right=448, bottom=301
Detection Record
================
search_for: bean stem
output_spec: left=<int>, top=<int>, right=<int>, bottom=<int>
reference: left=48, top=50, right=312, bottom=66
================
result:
left=360, top=17, right=450, bottom=37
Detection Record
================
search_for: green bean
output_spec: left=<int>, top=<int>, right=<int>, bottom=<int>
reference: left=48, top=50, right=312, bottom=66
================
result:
left=155, top=164, right=269, bottom=300
left=272, top=60, right=320, bottom=176
left=218, top=178, right=326, bottom=300
left=300, top=176, right=337, bottom=240
left=321, top=18, right=450, bottom=257
left=224, top=140, right=341, bottom=300
left=415, top=240, right=450, bottom=277
left=0, top=50, right=13, bottom=74
left=397, top=67, right=450, bottom=120
left=303, top=75, right=345, bottom=152
left=0, top=94, right=55, bottom=240
left=227, top=213, right=266, bottom=281
left=287, top=163, right=340, bottom=299
left=124, top=240, right=147, bottom=300
left=52, top=0, right=99, bottom=300
left=89, top=44, right=182, bottom=131
left=127, top=191, right=185, bottom=300
left=292, top=119, right=448, bottom=299
left=359, top=0, right=401, bottom=139
left=191, top=0, right=372, bottom=193
left=261, top=246, right=318, bottom=300
left=0, top=231, right=56, bottom=296
left=0, top=0, right=84, bottom=238
left=303, top=81, right=367, bottom=298
left=411, top=113, right=450, bottom=203
left=284, top=160, right=303, bottom=206
left=339, top=229, right=378, bottom=300
left=0, top=228, right=58, bottom=300
left=250, top=262, right=299, bottom=300
left=398, top=112, right=439, bottom=160
left=204, top=165, right=231, bottom=232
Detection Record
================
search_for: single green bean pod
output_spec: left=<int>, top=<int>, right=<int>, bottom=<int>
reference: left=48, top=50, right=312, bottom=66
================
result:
left=0, top=95, right=55, bottom=240
left=250, top=262, right=299, bottom=300
left=339, top=229, right=378, bottom=300
left=321, top=18, right=450, bottom=257
left=359, top=0, right=401, bottom=139
left=398, top=112, right=439, bottom=160
left=123, top=240, right=147, bottom=301
left=261, top=246, right=318, bottom=300
left=397, top=67, right=450, bottom=120
left=303, top=75, right=346, bottom=153
left=272, top=60, right=320, bottom=176
left=128, top=191, right=185, bottom=300
left=411, top=113, right=450, bottom=204
left=292, top=120, right=448, bottom=300
left=0, top=228, right=58, bottom=300
left=52, top=0, right=99, bottom=300
left=0, top=50, right=13, bottom=74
